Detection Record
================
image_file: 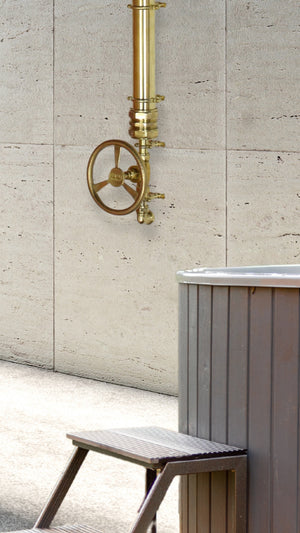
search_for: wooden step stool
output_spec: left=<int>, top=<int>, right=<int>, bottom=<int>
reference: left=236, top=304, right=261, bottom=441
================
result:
left=6, top=427, right=247, bottom=533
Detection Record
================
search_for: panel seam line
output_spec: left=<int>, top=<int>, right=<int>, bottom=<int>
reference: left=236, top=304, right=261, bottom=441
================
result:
left=52, top=0, right=56, bottom=370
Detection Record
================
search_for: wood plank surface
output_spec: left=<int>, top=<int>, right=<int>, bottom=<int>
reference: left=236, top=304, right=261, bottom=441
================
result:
left=196, top=473, right=210, bottom=533
left=211, top=471, right=227, bottom=533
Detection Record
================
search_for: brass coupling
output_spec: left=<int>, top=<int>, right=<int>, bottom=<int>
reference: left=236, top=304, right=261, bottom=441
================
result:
left=129, top=108, right=159, bottom=140
left=128, top=96, right=165, bottom=140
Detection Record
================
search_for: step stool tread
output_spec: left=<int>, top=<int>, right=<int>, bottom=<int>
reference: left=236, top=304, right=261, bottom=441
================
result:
left=67, top=426, right=246, bottom=466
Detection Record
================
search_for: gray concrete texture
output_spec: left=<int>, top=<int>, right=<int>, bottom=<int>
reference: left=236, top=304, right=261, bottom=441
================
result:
left=0, top=361, right=179, bottom=533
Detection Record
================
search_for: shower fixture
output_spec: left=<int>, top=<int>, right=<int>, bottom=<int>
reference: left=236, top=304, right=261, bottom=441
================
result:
left=87, top=0, right=166, bottom=225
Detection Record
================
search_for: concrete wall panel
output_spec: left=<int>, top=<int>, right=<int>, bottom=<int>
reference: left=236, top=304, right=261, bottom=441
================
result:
left=227, top=0, right=300, bottom=151
left=0, top=144, right=53, bottom=367
left=227, top=150, right=300, bottom=265
left=0, top=0, right=53, bottom=144
left=157, top=0, right=225, bottom=150
left=54, top=0, right=131, bottom=146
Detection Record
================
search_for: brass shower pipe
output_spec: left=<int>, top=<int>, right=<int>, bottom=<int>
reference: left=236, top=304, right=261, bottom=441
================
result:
left=87, top=0, right=166, bottom=224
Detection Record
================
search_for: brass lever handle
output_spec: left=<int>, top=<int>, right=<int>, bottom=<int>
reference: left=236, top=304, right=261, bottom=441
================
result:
left=146, top=192, right=165, bottom=200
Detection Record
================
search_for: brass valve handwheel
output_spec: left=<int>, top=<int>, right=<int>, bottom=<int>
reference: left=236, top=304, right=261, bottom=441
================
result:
left=87, top=139, right=146, bottom=216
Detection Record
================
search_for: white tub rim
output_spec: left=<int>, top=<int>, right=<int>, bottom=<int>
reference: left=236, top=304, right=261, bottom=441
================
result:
left=176, top=264, right=300, bottom=288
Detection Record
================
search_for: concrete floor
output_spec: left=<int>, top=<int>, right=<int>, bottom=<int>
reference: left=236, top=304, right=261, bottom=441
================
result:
left=0, top=361, right=179, bottom=533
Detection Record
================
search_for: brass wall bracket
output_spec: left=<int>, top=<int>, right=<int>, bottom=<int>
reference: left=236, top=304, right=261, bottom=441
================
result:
left=128, top=95, right=165, bottom=104
left=127, top=2, right=166, bottom=10
left=87, top=0, right=166, bottom=224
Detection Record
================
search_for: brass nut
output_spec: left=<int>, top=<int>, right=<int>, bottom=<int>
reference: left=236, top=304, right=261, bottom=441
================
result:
left=108, top=167, right=124, bottom=187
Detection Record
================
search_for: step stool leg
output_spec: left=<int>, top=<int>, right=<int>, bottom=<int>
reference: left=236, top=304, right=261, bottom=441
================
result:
left=146, top=469, right=157, bottom=533
left=130, top=464, right=175, bottom=533
left=34, top=447, right=88, bottom=528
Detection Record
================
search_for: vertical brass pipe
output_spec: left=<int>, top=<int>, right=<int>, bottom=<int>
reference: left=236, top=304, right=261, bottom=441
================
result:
left=133, top=1, right=156, bottom=107
left=128, top=0, right=165, bottom=223
left=129, top=0, right=159, bottom=141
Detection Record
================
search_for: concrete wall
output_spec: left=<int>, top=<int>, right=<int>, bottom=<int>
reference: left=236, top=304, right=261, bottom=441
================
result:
left=1, top=0, right=299, bottom=395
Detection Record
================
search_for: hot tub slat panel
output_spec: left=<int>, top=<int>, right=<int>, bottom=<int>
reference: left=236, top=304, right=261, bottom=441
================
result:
left=178, top=283, right=189, bottom=434
left=178, top=283, right=189, bottom=532
left=194, top=285, right=212, bottom=532
left=272, top=289, right=299, bottom=533
left=188, top=285, right=199, bottom=438
left=248, top=288, right=272, bottom=533
left=211, top=286, right=229, bottom=533
left=188, top=285, right=200, bottom=533
left=197, top=285, right=212, bottom=438
left=228, top=287, right=249, bottom=448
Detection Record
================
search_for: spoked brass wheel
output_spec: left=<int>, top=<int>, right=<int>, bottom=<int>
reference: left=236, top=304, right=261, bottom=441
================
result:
left=87, top=139, right=146, bottom=216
